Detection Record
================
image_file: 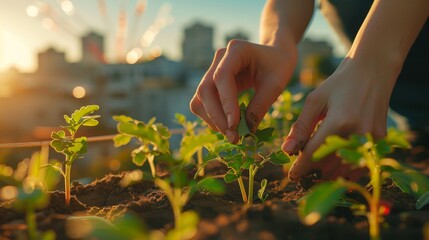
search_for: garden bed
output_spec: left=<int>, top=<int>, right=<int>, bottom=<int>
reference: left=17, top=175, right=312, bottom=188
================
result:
left=1, top=155, right=428, bottom=240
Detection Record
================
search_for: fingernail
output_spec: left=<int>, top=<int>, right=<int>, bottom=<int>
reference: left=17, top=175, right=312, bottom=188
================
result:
left=282, top=138, right=297, bottom=154
left=226, top=129, right=236, bottom=143
left=227, top=113, right=233, bottom=129
left=248, top=112, right=258, bottom=132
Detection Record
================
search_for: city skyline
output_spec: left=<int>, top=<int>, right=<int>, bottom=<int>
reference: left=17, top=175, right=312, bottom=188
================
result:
left=0, top=0, right=346, bottom=73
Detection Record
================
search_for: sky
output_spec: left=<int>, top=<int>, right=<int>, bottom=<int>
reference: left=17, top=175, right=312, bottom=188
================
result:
left=0, top=0, right=346, bottom=73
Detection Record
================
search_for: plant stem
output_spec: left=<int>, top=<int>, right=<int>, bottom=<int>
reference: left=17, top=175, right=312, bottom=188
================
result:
left=369, top=165, right=381, bottom=240
left=237, top=177, right=248, bottom=203
left=247, top=165, right=255, bottom=205
left=366, top=141, right=381, bottom=240
left=26, top=207, right=37, bottom=240
left=65, top=163, right=72, bottom=206
left=173, top=188, right=183, bottom=228
left=197, top=148, right=204, bottom=177
left=148, top=155, right=156, bottom=178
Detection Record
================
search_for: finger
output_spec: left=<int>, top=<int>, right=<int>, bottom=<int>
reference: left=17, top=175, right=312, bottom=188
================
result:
left=288, top=117, right=337, bottom=182
left=213, top=40, right=252, bottom=132
left=324, top=162, right=353, bottom=181
left=246, top=76, right=286, bottom=132
left=282, top=91, right=326, bottom=155
left=192, top=48, right=234, bottom=139
left=189, top=94, right=220, bottom=132
left=319, top=155, right=342, bottom=180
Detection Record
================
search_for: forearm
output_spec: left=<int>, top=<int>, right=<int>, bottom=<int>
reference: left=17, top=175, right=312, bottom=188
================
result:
left=347, top=0, right=429, bottom=86
left=260, top=0, right=314, bottom=53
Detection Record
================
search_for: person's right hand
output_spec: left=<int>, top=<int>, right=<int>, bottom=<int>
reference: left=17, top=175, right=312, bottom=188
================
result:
left=190, top=40, right=297, bottom=143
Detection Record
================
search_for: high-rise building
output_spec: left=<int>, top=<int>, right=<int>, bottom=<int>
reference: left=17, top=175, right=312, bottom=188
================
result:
left=182, top=22, right=214, bottom=70
left=81, top=31, right=105, bottom=65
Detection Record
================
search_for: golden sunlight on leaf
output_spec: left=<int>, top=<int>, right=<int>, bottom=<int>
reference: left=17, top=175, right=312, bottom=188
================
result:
left=304, top=212, right=321, bottom=226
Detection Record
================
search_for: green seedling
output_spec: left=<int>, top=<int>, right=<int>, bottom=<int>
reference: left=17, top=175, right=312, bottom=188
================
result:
left=113, top=115, right=170, bottom=177
left=299, top=129, right=429, bottom=240
left=203, top=103, right=290, bottom=205
left=175, top=113, right=218, bottom=177
left=114, top=115, right=224, bottom=239
left=155, top=170, right=222, bottom=240
left=67, top=214, right=163, bottom=240
left=0, top=146, right=59, bottom=240
left=50, top=105, right=100, bottom=206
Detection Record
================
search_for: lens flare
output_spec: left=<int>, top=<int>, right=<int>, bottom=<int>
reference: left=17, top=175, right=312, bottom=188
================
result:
left=26, top=5, right=39, bottom=17
left=72, top=86, right=86, bottom=98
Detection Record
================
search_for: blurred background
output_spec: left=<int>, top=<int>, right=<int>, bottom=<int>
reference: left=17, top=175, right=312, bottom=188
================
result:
left=0, top=0, right=346, bottom=179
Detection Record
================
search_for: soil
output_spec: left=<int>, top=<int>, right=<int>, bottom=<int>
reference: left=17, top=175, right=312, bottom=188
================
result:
left=0, top=148, right=428, bottom=240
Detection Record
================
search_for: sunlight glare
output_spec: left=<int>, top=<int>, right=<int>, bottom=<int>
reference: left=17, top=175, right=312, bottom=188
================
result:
left=126, top=48, right=142, bottom=64
left=72, top=86, right=86, bottom=98
left=26, top=5, right=39, bottom=17
left=61, top=0, right=75, bottom=15
left=0, top=30, right=34, bottom=72
left=42, top=18, right=55, bottom=30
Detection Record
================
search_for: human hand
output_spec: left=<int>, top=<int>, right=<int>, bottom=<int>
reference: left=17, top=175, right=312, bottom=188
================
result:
left=190, top=40, right=297, bottom=143
left=283, top=57, right=396, bottom=181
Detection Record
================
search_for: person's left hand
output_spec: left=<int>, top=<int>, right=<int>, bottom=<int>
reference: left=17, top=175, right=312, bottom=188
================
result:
left=283, top=57, right=396, bottom=181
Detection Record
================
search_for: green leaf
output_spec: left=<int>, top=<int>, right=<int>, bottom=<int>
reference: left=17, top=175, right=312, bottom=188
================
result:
left=237, top=103, right=251, bottom=137
left=255, top=127, right=274, bottom=143
left=69, top=137, right=87, bottom=155
left=115, top=116, right=170, bottom=154
left=416, top=191, right=429, bottom=210
left=175, top=113, right=186, bottom=125
left=179, top=133, right=217, bottom=162
left=375, top=139, right=392, bottom=157
left=298, top=180, right=347, bottom=225
left=41, top=230, right=56, bottom=240
left=384, top=166, right=429, bottom=198
left=337, top=149, right=363, bottom=164
left=170, top=170, right=188, bottom=189
left=51, top=130, right=66, bottom=140
left=224, top=170, right=240, bottom=183
left=385, top=128, right=411, bottom=149
left=113, top=115, right=134, bottom=123
left=197, top=177, right=225, bottom=194
left=14, top=187, right=48, bottom=211
left=226, top=156, right=243, bottom=172
left=82, top=118, right=99, bottom=127
left=132, top=151, right=148, bottom=166
left=312, top=135, right=350, bottom=161
left=50, top=139, right=69, bottom=153
left=242, top=157, right=254, bottom=169
left=113, top=134, right=132, bottom=147
left=269, top=150, right=290, bottom=165
left=71, top=105, right=100, bottom=123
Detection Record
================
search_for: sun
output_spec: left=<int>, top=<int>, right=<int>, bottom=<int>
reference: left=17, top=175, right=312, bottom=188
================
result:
left=0, top=29, right=34, bottom=72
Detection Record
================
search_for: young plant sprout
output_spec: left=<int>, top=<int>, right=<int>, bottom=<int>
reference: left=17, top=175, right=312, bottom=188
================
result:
left=175, top=113, right=218, bottom=177
left=298, top=129, right=429, bottom=240
left=50, top=105, right=100, bottom=206
left=113, top=115, right=171, bottom=178
left=0, top=146, right=59, bottom=240
left=113, top=115, right=224, bottom=239
left=204, top=103, right=290, bottom=205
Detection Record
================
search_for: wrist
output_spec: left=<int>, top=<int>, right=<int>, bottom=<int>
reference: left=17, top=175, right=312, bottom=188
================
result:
left=260, top=28, right=299, bottom=63
left=344, top=49, right=401, bottom=90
